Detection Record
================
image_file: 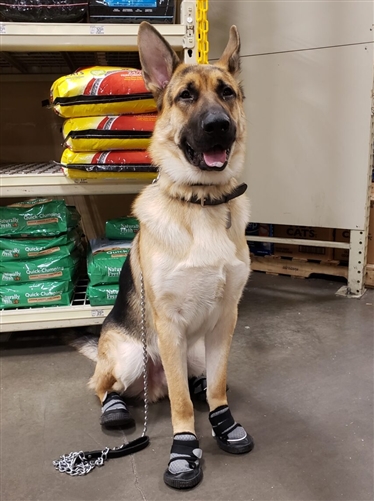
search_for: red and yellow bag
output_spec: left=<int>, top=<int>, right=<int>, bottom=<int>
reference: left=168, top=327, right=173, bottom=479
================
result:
left=50, top=67, right=157, bottom=118
left=60, top=149, right=155, bottom=169
left=63, top=113, right=157, bottom=151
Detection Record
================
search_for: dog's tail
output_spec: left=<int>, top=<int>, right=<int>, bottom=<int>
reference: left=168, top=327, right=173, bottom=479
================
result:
left=64, top=326, right=100, bottom=362
left=71, top=335, right=99, bottom=362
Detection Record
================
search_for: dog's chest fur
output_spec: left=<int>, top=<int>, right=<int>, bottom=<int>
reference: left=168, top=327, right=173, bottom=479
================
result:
left=134, top=184, right=250, bottom=338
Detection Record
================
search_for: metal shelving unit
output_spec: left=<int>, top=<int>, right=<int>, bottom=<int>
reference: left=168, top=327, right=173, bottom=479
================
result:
left=0, top=278, right=112, bottom=333
left=0, top=163, right=155, bottom=197
left=0, top=3, right=197, bottom=331
left=0, top=22, right=186, bottom=53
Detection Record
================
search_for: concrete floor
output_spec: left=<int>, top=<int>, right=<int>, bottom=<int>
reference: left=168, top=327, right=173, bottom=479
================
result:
left=1, top=273, right=373, bottom=501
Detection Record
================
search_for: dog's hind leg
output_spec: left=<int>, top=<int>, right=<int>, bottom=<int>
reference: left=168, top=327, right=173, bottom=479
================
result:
left=89, top=333, right=135, bottom=429
left=89, top=360, right=117, bottom=402
left=205, top=308, right=254, bottom=454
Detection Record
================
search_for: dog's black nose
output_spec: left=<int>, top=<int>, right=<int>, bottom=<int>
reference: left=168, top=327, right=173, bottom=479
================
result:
left=201, top=112, right=230, bottom=134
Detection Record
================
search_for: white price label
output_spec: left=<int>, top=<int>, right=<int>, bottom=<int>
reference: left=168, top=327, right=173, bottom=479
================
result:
left=0, top=25, right=6, bottom=35
left=90, top=25, right=105, bottom=35
left=91, top=309, right=105, bottom=317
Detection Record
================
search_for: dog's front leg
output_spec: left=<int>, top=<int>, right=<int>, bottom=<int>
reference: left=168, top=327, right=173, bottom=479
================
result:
left=155, top=316, right=193, bottom=434
left=154, top=315, right=203, bottom=489
left=205, top=308, right=255, bottom=455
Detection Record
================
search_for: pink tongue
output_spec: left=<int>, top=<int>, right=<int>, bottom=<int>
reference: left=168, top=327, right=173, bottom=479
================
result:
left=203, top=149, right=226, bottom=167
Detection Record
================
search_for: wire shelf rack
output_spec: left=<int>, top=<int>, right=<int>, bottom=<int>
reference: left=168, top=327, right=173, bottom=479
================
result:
left=0, top=277, right=112, bottom=333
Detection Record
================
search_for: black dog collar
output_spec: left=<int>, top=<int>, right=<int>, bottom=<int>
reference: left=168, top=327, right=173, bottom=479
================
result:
left=185, top=182, right=247, bottom=206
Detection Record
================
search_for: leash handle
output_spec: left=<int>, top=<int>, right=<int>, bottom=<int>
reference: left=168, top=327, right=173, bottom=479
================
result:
left=53, top=436, right=150, bottom=476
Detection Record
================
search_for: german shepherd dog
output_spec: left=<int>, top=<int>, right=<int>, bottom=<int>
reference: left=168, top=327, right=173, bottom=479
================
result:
left=81, top=22, right=254, bottom=489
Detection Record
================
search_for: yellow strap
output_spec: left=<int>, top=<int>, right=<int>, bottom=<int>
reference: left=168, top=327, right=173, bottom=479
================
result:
left=196, top=0, right=209, bottom=64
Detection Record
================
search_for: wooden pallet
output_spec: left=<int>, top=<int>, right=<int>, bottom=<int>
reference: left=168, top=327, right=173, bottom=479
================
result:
left=251, top=255, right=374, bottom=287
left=366, top=264, right=374, bottom=288
left=250, top=254, right=347, bottom=279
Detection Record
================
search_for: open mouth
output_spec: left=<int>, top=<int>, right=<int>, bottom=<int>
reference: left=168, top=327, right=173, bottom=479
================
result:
left=184, top=142, right=231, bottom=171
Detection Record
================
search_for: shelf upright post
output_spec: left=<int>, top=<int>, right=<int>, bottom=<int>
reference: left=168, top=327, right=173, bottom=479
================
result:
left=181, top=0, right=198, bottom=64
left=338, top=103, right=373, bottom=298
left=344, top=228, right=368, bottom=297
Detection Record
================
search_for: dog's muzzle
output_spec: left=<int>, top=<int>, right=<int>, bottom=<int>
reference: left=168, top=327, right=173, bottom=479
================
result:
left=181, top=110, right=237, bottom=171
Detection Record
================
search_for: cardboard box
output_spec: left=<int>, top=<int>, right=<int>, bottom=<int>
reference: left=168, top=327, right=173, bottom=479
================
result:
left=367, top=198, right=374, bottom=264
left=334, top=198, right=374, bottom=264
left=273, top=225, right=334, bottom=261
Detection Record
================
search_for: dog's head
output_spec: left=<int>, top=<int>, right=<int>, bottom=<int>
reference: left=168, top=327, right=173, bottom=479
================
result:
left=138, top=22, right=246, bottom=187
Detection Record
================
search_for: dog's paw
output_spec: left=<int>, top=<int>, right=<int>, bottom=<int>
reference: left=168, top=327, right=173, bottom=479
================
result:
left=100, top=392, right=135, bottom=429
left=163, top=433, right=203, bottom=489
left=209, top=405, right=254, bottom=454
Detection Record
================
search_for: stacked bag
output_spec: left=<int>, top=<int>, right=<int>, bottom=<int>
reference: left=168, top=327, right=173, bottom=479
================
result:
left=87, top=216, right=139, bottom=306
left=49, top=66, right=158, bottom=181
left=0, top=199, right=83, bottom=309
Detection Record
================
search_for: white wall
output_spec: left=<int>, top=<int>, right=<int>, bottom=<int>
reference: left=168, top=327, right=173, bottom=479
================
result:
left=208, top=0, right=373, bottom=229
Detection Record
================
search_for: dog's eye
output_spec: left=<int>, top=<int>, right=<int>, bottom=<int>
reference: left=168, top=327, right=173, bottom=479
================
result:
left=222, top=87, right=235, bottom=99
left=179, top=90, right=193, bottom=101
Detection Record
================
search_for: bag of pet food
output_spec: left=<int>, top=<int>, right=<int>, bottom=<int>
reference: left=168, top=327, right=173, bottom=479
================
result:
left=0, top=199, right=81, bottom=238
left=50, top=67, right=157, bottom=118
left=87, top=238, right=131, bottom=286
left=0, top=250, right=80, bottom=285
left=0, top=280, right=74, bottom=309
left=61, top=167, right=157, bottom=181
left=87, top=283, right=119, bottom=306
left=60, top=149, right=156, bottom=172
left=105, top=217, right=139, bottom=240
left=63, top=114, right=157, bottom=152
left=0, top=227, right=82, bottom=261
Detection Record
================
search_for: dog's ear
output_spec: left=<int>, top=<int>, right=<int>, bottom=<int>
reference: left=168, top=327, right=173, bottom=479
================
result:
left=138, top=21, right=181, bottom=101
left=216, top=25, right=241, bottom=76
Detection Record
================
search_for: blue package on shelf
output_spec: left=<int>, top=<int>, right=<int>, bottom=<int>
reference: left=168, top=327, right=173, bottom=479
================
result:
left=89, top=0, right=175, bottom=24
left=246, top=223, right=274, bottom=256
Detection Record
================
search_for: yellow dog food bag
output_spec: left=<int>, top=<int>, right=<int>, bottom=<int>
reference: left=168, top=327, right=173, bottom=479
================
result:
left=60, top=149, right=155, bottom=168
left=59, top=149, right=158, bottom=180
left=63, top=113, right=157, bottom=152
left=50, top=67, right=157, bottom=118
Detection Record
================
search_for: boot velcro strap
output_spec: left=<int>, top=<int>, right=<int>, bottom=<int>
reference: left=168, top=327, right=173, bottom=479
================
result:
left=167, top=456, right=200, bottom=469
left=170, top=439, right=200, bottom=456
left=209, top=406, right=238, bottom=438
left=168, top=437, right=202, bottom=469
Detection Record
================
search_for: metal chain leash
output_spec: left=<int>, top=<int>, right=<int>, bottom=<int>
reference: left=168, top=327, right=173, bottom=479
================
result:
left=53, top=447, right=110, bottom=476
left=140, top=271, right=149, bottom=437
left=53, top=271, right=149, bottom=476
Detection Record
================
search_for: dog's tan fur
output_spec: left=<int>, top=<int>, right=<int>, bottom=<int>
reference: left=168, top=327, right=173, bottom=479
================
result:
left=87, top=22, right=250, bottom=437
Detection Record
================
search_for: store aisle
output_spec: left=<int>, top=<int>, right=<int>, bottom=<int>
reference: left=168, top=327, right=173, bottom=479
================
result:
left=1, top=273, right=373, bottom=501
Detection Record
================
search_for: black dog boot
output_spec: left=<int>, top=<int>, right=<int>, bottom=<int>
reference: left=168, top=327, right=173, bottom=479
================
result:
left=164, top=433, right=203, bottom=489
left=209, top=405, right=254, bottom=454
left=189, top=376, right=207, bottom=402
left=100, top=392, right=135, bottom=429
left=189, top=376, right=229, bottom=403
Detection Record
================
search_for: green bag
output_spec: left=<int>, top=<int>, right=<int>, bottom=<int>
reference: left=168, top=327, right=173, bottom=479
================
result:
left=0, top=250, right=80, bottom=284
left=87, top=283, right=119, bottom=306
left=0, top=228, right=82, bottom=261
left=0, top=198, right=81, bottom=237
left=87, top=238, right=131, bottom=286
left=105, top=217, right=139, bottom=240
left=0, top=280, right=74, bottom=309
